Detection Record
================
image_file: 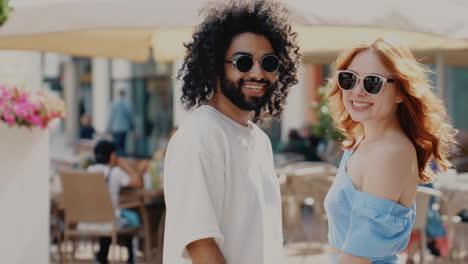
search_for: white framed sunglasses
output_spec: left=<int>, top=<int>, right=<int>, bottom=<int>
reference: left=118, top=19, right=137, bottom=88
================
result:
left=337, top=70, right=395, bottom=95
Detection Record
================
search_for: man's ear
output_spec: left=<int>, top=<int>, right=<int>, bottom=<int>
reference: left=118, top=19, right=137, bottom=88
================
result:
left=110, top=152, right=117, bottom=165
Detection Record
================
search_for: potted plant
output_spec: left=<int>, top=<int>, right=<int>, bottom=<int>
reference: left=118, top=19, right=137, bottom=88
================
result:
left=311, top=86, right=344, bottom=166
left=0, top=84, right=65, bottom=264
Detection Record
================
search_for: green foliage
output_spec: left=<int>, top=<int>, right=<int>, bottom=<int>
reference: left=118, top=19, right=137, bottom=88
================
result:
left=0, top=0, right=12, bottom=26
left=311, top=86, right=344, bottom=141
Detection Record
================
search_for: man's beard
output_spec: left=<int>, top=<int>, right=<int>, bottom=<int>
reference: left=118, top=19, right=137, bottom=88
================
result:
left=220, top=78, right=275, bottom=111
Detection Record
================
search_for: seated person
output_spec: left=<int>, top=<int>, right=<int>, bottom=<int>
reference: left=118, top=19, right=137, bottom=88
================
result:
left=277, top=129, right=309, bottom=158
left=139, top=127, right=179, bottom=188
left=405, top=163, right=448, bottom=263
left=87, top=140, right=142, bottom=264
left=300, top=125, right=323, bottom=160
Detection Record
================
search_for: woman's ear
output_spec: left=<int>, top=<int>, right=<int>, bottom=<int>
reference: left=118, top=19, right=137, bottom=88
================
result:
left=396, top=90, right=405, bottom=104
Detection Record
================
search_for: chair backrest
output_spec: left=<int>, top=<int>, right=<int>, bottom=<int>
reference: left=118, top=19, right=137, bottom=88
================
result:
left=289, top=173, right=334, bottom=214
left=413, top=186, right=441, bottom=230
left=60, top=170, right=115, bottom=223
left=289, top=173, right=332, bottom=194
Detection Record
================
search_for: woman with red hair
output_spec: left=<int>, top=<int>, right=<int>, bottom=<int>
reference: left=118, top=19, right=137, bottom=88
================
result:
left=324, top=38, right=457, bottom=264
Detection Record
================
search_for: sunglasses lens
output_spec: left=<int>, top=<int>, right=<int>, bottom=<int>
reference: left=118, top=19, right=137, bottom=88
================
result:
left=338, top=71, right=357, bottom=90
left=261, top=55, right=280, bottom=72
left=235, top=56, right=254, bottom=73
left=363, top=75, right=383, bottom=94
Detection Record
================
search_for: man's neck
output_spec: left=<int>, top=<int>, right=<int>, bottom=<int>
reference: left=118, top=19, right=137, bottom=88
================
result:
left=207, top=90, right=251, bottom=127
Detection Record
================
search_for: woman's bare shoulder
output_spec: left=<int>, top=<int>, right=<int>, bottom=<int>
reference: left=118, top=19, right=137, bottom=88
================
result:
left=366, top=134, right=416, bottom=163
left=361, top=134, right=418, bottom=204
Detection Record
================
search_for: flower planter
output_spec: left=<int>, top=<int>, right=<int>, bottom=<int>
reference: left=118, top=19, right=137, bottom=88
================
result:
left=0, top=122, right=49, bottom=264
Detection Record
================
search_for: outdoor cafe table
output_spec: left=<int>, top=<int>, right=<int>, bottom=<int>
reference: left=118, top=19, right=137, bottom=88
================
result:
left=51, top=188, right=165, bottom=263
left=276, top=164, right=337, bottom=242
left=436, top=172, right=468, bottom=258
left=120, top=188, right=165, bottom=264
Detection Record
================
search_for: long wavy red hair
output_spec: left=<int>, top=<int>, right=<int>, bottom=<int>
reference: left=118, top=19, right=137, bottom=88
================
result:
left=327, top=38, right=458, bottom=183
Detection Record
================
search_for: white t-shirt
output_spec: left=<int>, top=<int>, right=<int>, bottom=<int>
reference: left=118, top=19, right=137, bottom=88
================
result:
left=87, top=164, right=130, bottom=212
left=163, top=105, right=284, bottom=264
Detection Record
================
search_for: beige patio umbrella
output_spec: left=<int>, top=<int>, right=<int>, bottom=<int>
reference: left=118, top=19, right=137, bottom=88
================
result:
left=151, top=0, right=468, bottom=64
left=0, top=0, right=205, bottom=62
left=1, top=0, right=468, bottom=64
left=153, top=26, right=468, bottom=64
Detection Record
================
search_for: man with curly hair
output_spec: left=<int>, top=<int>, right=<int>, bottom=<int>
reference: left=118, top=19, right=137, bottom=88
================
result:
left=163, top=1, right=301, bottom=263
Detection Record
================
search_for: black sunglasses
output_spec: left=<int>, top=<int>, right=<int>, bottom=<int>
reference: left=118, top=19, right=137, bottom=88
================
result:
left=225, top=54, right=280, bottom=73
left=337, top=70, right=394, bottom=95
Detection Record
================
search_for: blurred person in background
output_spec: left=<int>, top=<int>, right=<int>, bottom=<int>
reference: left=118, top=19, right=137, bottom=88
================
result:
left=107, top=90, right=134, bottom=157
left=139, top=127, right=179, bottom=189
left=324, top=38, right=457, bottom=264
left=277, top=128, right=309, bottom=159
left=79, top=114, right=95, bottom=140
left=299, top=124, right=323, bottom=161
left=162, top=1, right=301, bottom=263
left=88, top=140, right=143, bottom=264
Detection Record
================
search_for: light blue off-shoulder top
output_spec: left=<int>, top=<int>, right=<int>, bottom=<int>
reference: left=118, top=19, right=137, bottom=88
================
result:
left=324, top=149, right=416, bottom=264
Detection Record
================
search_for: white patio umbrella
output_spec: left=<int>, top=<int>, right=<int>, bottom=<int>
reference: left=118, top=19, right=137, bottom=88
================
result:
left=1, top=0, right=468, bottom=63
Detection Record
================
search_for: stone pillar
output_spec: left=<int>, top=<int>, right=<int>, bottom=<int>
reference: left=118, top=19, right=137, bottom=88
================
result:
left=63, top=59, right=79, bottom=142
left=43, top=53, right=61, bottom=78
left=281, top=64, right=307, bottom=141
left=92, top=57, right=111, bottom=134
left=111, top=59, right=132, bottom=98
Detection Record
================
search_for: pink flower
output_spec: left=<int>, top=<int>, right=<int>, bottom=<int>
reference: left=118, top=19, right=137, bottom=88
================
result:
left=30, top=103, right=39, bottom=112
left=0, top=84, right=65, bottom=129
left=26, top=114, right=42, bottom=126
left=16, top=91, right=30, bottom=103
left=1, top=87, right=11, bottom=101
left=2, top=108, right=15, bottom=125
left=12, top=102, right=34, bottom=119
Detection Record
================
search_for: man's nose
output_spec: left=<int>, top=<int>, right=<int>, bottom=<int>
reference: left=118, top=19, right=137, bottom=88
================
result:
left=247, top=61, right=264, bottom=80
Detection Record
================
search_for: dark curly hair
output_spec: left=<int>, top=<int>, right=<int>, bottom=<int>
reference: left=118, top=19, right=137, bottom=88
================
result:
left=179, top=0, right=301, bottom=123
left=94, top=140, right=116, bottom=164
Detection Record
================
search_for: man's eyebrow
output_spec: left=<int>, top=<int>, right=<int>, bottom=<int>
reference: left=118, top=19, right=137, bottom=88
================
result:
left=230, top=51, right=276, bottom=58
left=231, top=51, right=252, bottom=57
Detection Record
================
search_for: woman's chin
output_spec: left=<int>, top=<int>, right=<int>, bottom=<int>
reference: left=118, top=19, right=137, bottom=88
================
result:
left=349, top=112, right=369, bottom=123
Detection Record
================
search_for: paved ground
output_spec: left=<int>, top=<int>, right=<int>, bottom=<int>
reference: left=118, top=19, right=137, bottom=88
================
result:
left=50, top=206, right=468, bottom=263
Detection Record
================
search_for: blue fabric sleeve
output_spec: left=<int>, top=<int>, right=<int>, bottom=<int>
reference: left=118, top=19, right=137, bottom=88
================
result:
left=120, top=209, right=141, bottom=227
left=340, top=191, right=415, bottom=260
